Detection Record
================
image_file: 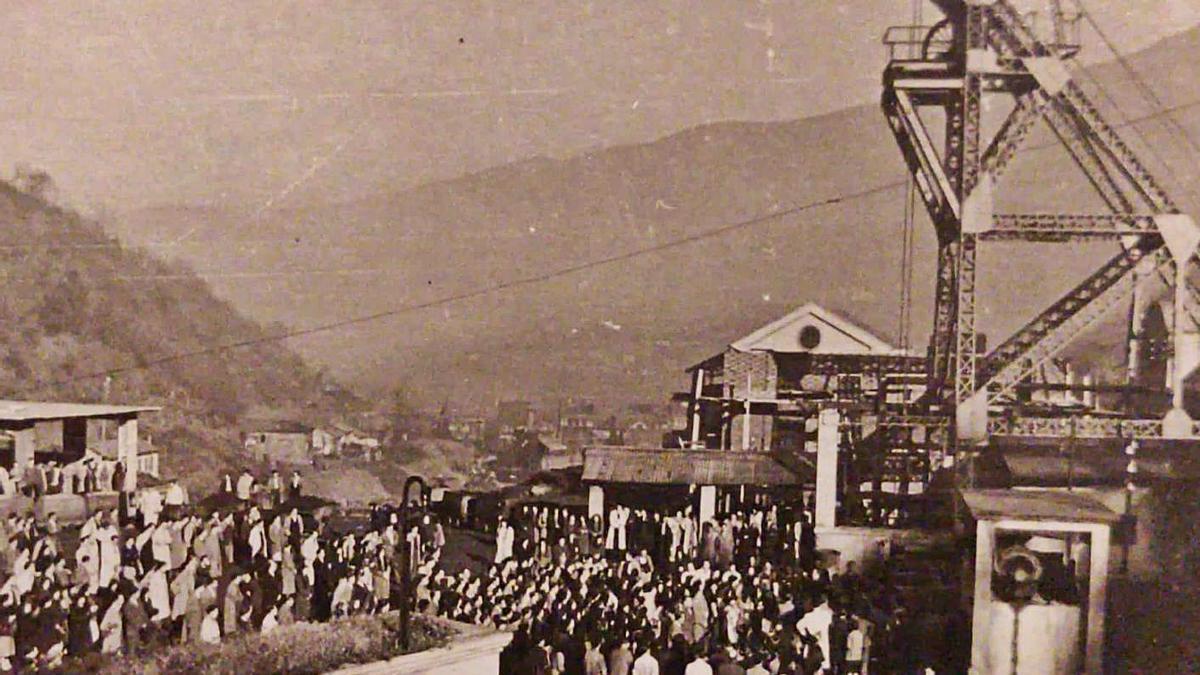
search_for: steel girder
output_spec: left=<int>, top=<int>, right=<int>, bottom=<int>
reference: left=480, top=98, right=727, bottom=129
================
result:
left=988, top=415, right=1196, bottom=440
left=982, top=214, right=1157, bottom=242
left=982, top=244, right=1164, bottom=402
left=881, top=0, right=1193, bottom=446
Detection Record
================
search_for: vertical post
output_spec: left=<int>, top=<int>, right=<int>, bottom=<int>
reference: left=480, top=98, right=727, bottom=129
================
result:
left=1172, top=264, right=1187, bottom=411
left=1122, top=440, right=1137, bottom=574
left=1065, top=416, right=1076, bottom=491
left=588, top=485, right=604, bottom=521
left=1082, top=373, right=1095, bottom=409
left=815, top=408, right=840, bottom=528
left=399, top=474, right=426, bottom=650
left=739, top=369, right=748, bottom=449
left=1126, top=279, right=1143, bottom=409
left=720, top=397, right=731, bottom=451
left=117, top=416, right=139, bottom=491
left=689, top=368, right=705, bottom=447
left=742, top=403, right=752, bottom=452
left=699, top=485, right=716, bottom=524
left=63, top=418, right=87, bottom=462
left=12, top=424, right=35, bottom=474
left=398, top=494, right=409, bottom=650
left=1085, top=524, right=1111, bottom=674
left=969, top=519, right=995, bottom=674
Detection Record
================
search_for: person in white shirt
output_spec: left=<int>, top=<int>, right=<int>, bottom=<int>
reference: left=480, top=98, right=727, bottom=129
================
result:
left=684, top=652, right=713, bottom=675
left=745, top=654, right=770, bottom=675
left=260, top=606, right=279, bottom=633
left=795, top=592, right=834, bottom=673
left=165, top=481, right=186, bottom=510
left=494, top=519, right=514, bottom=564
left=236, top=470, right=255, bottom=502
left=141, top=488, right=163, bottom=526
left=632, top=642, right=659, bottom=675
left=845, top=618, right=866, bottom=674
left=199, top=606, right=221, bottom=644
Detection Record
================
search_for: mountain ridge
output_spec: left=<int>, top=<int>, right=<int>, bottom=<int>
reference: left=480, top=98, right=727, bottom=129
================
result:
left=113, top=26, right=1200, bottom=410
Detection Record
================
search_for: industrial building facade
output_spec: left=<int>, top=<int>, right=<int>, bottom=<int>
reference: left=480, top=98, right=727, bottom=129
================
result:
left=682, top=303, right=926, bottom=455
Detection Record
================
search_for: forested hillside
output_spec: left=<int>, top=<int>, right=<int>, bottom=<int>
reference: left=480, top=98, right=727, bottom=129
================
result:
left=0, top=177, right=354, bottom=490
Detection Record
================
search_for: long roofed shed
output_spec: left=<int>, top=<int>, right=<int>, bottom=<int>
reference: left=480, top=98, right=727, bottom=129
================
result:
left=0, top=400, right=159, bottom=425
left=583, top=447, right=810, bottom=486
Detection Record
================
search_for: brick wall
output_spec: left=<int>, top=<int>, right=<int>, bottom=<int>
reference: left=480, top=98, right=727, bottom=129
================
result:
left=723, top=349, right=778, bottom=398
left=722, top=349, right=777, bottom=451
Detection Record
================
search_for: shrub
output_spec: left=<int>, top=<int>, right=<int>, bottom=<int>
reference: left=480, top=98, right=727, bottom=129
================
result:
left=60, top=613, right=457, bottom=675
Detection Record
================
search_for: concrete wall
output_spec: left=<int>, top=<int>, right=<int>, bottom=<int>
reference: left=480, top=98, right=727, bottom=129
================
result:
left=816, top=527, right=894, bottom=573
left=1038, top=484, right=1200, bottom=583
left=264, top=433, right=310, bottom=465
left=815, top=526, right=935, bottom=573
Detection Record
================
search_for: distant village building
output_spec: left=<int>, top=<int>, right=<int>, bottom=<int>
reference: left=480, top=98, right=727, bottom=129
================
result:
left=447, top=418, right=486, bottom=443
left=496, top=400, right=535, bottom=433
left=559, top=414, right=596, bottom=450
left=311, top=427, right=337, bottom=455
left=335, top=424, right=381, bottom=461
left=244, top=422, right=313, bottom=465
left=622, top=419, right=665, bottom=448
left=538, top=435, right=579, bottom=471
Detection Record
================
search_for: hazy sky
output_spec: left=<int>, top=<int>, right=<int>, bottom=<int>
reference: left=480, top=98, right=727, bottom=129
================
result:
left=2, top=0, right=1198, bottom=212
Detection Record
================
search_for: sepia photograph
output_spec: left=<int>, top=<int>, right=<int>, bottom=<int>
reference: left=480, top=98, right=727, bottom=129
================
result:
left=0, top=0, right=1196, bottom=672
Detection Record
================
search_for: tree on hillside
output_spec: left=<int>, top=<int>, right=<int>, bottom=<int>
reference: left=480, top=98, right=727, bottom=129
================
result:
left=13, top=164, right=56, bottom=202
left=36, top=269, right=91, bottom=335
left=383, top=387, right=422, bottom=442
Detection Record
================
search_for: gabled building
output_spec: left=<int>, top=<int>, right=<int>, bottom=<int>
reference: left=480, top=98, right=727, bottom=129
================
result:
left=244, top=422, right=312, bottom=465
left=681, top=303, right=925, bottom=453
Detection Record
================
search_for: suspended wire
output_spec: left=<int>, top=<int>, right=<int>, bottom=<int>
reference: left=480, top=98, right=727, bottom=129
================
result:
left=29, top=181, right=905, bottom=391
left=21, top=9, right=1200, bottom=389
left=1, top=94, right=1199, bottom=261
left=1076, top=0, right=1200, bottom=161
left=897, top=176, right=914, bottom=353
left=905, top=179, right=918, bottom=348
left=1067, top=62, right=1186, bottom=206
left=1070, top=0, right=1200, bottom=207
left=901, top=0, right=919, bottom=353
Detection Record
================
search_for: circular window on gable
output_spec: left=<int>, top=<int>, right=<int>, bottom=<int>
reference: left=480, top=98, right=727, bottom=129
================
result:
left=798, top=325, right=822, bottom=350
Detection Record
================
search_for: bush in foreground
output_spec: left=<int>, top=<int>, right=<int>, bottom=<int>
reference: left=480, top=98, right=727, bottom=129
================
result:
left=62, top=613, right=456, bottom=675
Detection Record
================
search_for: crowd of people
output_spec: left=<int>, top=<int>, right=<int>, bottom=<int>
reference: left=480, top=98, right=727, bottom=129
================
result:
left=0, top=457, right=131, bottom=499
left=0, top=460, right=956, bottom=674
left=0, top=471, right=443, bottom=672
left=430, top=500, right=948, bottom=674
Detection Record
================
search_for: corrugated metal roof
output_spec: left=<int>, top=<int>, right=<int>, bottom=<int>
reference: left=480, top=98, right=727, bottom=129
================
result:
left=960, top=489, right=1120, bottom=524
left=0, top=400, right=159, bottom=423
left=583, top=447, right=808, bottom=486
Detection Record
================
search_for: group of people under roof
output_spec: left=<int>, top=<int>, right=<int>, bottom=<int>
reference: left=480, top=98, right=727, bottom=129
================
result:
left=0, top=468, right=446, bottom=672
left=428, top=498, right=950, bottom=674
left=0, top=457, right=130, bottom=499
